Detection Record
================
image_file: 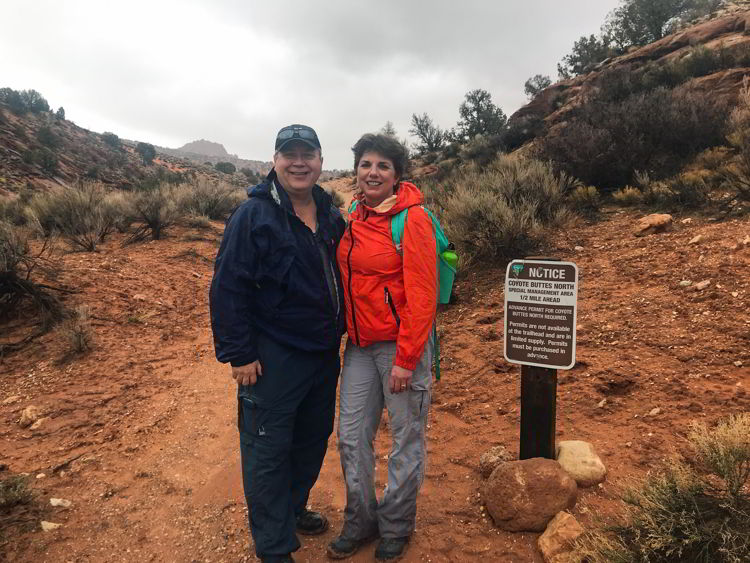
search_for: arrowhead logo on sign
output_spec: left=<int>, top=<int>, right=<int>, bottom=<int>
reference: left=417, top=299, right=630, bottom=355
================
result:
left=511, top=263, right=524, bottom=277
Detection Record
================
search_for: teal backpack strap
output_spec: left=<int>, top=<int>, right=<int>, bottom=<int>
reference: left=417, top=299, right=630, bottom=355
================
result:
left=348, top=200, right=359, bottom=215
left=390, top=208, right=408, bottom=251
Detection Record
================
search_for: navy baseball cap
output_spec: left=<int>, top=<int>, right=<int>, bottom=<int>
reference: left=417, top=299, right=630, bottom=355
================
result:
left=275, top=124, right=321, bottom=151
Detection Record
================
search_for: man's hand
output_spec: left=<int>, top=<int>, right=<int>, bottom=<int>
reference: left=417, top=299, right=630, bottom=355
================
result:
left=389, top=365, right=413, bottom=394
left=232, top=360, right=263, bottom=386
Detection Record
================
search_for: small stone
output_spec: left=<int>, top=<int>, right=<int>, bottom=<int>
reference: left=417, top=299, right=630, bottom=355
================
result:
left=625, top=441, right=632, bottom=448
left=36, top=473, right=46, bottom=479
left=50, top=498, right=72, bottom=508
left=41, top=521, right=62, bottom=532
left=732, top=292, right=739, bottom=298
left=679, top=280, right=692, bottom=287
left=556, top=441, right=607, bottom=488
left=742, top=235, right=750, bottom=246
left=648, top=407, right=662, bottom=417
left=479, top=445, right=514, bottom=478
left=574, top=246, right=584, bottom=252
left=191, top=271, right=202, bottom=278
left=19, top=406, right=43, bottom=428
left=735, top=361, right=744, bottom=367
left=2, top=395, right=21, bottom=405
left=597, top=399, right=607, bottom=408
left=694, top=280, right=711, bottom=291
left=688, top=235, right=703, bottom=245
left=30, top=417, right=48, bottom=430
left=538, top=511, right=584, bottom=563
left=634, top=214, right=673, bottom=237
left=133, top=294, right=147, bottom=302
left=681, top=218, right=693, bottom=224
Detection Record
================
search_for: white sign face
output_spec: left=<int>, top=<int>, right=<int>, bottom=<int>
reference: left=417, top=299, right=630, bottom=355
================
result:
left=504, top=260, right=579, bottom=370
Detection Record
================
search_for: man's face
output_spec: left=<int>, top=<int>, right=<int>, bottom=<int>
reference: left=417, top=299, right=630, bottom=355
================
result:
left=273, top=142, right=323, bottom=196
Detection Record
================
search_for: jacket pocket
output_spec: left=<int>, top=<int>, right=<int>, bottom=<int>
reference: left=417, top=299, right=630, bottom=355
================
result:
left=384, top=286, right=401, bottom=326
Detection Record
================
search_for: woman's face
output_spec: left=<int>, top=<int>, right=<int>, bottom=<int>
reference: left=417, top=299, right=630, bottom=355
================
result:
left=357, top=151, right=399, bottom=207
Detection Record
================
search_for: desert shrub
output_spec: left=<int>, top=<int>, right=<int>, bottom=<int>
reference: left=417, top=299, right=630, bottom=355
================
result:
left=426, top=156, right=570, bottom=265
left=459, top=134, right=504, bottom=166
left=504, top=114, right=546, bottom=151
left=23, top=148, right=58, bottom=175
left=577, top=413, right=750, bottom=563
left=25, top=181, right=120, bottom=251
left=664, top=171, right=711, bottom=207
left=682, top=44, right=721, bottom=78
left=539, top=86, right=729, bottom=190
left=101, top=132, right=121, bottom=149
left=0, top=221, right=64, bottom=353
left=36, top=126, right=60, bottom=149
left=126, top=182, right=181, bottom=242
left=568, top=185, right=602, bottom=215
left=722, top=79, right=750, bottom=200
left=215, top=161, right=236, bottom=174
left=612, top=186, right=645, bottom=206
left=60, top=305, right=93, bottom=354
left=325, top=188, right=345, bottom=208
left=0, top=474, right=33, bottom=511
left=135, top=142, right=156, bottom=165
left=173, top=178, right=244, bottom=220
left=182, top=214, right=212, bottom=229
left=454, top=89, right=508, bottom=142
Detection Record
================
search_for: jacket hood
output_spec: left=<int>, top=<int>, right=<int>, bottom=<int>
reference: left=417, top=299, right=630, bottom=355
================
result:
left=352, top=181, right=424, bottom=217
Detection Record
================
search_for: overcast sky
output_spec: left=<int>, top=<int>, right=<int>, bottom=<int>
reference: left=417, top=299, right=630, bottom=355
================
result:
left=2, top=0, right=620, bottom=169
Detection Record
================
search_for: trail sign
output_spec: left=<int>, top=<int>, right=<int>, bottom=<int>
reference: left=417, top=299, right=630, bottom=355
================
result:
left=504, top=260, right=578, bottom=370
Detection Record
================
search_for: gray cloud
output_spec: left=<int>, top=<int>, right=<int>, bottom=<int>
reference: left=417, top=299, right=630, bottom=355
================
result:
left=2, top=0, right=620, bottom=169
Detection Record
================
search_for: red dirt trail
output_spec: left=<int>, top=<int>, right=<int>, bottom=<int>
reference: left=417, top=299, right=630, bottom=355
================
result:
left=1, top=208, right=749, bottom=562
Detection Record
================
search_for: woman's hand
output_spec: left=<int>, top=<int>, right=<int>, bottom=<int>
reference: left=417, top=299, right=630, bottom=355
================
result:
left=389, top=365, right=413, bottom=394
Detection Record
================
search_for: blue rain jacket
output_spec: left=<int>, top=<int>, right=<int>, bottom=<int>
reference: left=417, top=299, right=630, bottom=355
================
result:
left=210, top=172, right=346, bottom=366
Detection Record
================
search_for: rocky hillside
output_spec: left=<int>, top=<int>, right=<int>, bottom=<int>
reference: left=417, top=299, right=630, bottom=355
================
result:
left=512, top=7, right=750, bottom=128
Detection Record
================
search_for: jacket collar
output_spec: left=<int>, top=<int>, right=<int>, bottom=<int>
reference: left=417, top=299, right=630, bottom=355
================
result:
left=248, top=168, right=333, bottom=220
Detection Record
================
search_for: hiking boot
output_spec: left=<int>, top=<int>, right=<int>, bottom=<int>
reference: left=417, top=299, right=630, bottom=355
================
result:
left=295, top=509, right=329, bottom=536
left=375, top=536, right=410, bottom=561
left=326, top=533, right=377, bottom=559
left=261, top=556, right=295, bottom=563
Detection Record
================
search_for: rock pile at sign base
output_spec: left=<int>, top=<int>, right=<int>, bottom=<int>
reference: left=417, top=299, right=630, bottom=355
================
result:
left=538, top=511, right=584, bottom=563
left=633, top=214, right=672, bottom=237
left=556, top=441, right=607, bottom=487
left=479, top=445, right=514, bottom=478
left=482, top=458, right=577, bottom=532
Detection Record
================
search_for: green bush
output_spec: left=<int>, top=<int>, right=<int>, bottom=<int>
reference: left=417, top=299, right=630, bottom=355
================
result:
left=174, top=178, right=244, bottom=220
left=459, top=134, right=504, bottom=166
left=722, top=80, right=750, bottom=200
left=424, top=156, right=571, bottom=265
left=135, top=142, right=156, bottom=165
left=577, top=413, right=750, bottom=562
left=25, top=181, right=120, bottom=251
left=215, top=161, right=236, bottom=174
left=612, top=186, right=645, bottom=206
left=568, top=185, right=602, bottom=215
left=126, top=182, right=181, bottom=241
left=36, top=126, right=60, bottom=149
left=101, top=132, right=121, bottom=149
left=325, top=188, right=345, bottom=208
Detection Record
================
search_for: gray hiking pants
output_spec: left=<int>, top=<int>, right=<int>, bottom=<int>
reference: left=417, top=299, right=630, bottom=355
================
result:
left=337, top=337, right=432, bottom=540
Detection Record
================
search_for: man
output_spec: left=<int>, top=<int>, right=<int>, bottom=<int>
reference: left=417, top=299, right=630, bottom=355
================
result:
left=210, top=124, right=346, bottom=563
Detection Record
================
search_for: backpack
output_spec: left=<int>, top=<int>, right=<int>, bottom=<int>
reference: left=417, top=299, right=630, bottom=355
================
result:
left=348, top=200, right=459, bottom=380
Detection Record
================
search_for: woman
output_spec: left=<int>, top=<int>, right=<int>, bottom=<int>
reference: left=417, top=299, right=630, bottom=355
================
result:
left=328, top=133, right=437, bottom=561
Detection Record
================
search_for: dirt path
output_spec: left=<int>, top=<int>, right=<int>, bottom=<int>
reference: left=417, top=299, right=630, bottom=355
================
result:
left=2, top=210, right=749, bottom=562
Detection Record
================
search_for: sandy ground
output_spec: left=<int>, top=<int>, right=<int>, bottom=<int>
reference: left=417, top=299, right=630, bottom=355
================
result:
left=1, top=205, right=749, bottom=562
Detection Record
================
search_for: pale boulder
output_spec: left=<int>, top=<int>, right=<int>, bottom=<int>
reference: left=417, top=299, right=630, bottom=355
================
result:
left=19, top=406, right=43, bottom=428
left=633, top=214, right=673, bottom=237
left=482, top=458, right=577, bottom=532
left=538, top=511, right=584, bottom=563
left=556, top=441, right=607, bottom=488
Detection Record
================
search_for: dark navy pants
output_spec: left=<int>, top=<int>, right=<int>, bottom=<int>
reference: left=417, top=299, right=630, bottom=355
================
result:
left=237, top=333, right=340, bottom=560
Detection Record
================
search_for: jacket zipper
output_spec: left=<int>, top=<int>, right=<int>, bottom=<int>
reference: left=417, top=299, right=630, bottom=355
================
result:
left=346, top=221, right=360, bottom=346
left=384, top=286, right=401, bottom=327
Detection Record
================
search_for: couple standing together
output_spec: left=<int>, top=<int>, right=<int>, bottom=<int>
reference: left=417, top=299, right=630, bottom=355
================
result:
left=210, top=124, right=438, bottom=562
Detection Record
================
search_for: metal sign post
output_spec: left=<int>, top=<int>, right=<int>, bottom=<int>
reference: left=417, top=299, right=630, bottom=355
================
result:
left=504, top=259, right=579, bottom=460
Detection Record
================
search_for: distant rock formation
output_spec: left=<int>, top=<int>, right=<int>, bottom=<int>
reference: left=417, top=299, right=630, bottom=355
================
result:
left=177, top=139, right=229, bottom=158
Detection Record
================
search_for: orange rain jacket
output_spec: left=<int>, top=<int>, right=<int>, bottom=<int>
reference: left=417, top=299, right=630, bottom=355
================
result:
left=337, top=181, right=437, bottom=371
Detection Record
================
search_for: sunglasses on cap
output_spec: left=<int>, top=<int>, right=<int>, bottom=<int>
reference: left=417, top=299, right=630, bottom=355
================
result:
left=275, top=124, right=321, bottom=150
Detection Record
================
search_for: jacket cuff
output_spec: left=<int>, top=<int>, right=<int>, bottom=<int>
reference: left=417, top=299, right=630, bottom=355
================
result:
left=230, top=356, right=258, bottom=368
left=394, top=354, right=418, bottom=371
